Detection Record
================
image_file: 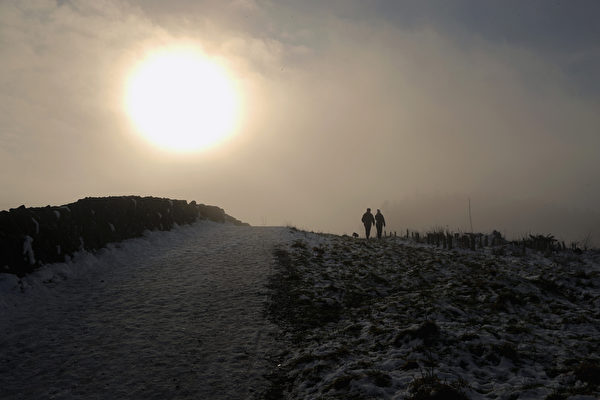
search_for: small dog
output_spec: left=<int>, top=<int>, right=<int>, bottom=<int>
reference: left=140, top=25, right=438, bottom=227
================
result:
left=352, top=232, right=359, bottom=238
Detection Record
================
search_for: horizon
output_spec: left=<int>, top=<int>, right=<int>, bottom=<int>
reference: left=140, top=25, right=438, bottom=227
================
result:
left=2, top=1, right=599, bottom=246
left=3, top=193, right=598, bottom=249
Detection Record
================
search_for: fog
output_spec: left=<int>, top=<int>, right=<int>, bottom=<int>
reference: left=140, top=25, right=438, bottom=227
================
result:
left=2, top=1, right=599, bottom=246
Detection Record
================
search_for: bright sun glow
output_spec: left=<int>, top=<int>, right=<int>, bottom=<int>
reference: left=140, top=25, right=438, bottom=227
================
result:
left=125, top=47, right=239, bottom=152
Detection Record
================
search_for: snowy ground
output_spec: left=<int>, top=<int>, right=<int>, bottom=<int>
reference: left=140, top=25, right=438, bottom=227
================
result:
left=2, top=223, right=599, bottom=400
left=264, top=229, right=600, bottom=399
left=0, top=221, right=290, bottom=400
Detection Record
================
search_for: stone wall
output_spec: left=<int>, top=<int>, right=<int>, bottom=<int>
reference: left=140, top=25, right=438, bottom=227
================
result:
left=0, top=196, right=248, bottom=276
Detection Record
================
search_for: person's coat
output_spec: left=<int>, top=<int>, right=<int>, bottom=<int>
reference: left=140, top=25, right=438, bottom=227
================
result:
left=362, top=212, right=375, bottom=226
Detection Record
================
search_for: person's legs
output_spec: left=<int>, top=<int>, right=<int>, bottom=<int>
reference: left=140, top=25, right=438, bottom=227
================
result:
left=376, top=224, right=383, bottom=238
left=364, top=223, right=371, bottom=239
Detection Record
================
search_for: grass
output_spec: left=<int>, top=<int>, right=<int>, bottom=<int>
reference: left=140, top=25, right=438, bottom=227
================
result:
left=406, top=369, right=469, bottom=400
left=262, top=229, right=600, bottom=399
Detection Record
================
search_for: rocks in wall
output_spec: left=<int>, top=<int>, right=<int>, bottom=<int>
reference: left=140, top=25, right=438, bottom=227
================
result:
left=0, top=196, right=248, bottom=276
left=197, top=203, right=226, bottom=223
left=196, top=203, right=248, bottom=226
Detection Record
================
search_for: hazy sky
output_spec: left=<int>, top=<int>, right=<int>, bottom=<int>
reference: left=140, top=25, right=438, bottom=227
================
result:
left=2, top=0, right=599, bottom=245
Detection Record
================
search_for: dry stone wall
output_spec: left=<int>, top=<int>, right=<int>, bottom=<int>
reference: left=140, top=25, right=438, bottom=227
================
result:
left=0, top=196, right=247, bottom=276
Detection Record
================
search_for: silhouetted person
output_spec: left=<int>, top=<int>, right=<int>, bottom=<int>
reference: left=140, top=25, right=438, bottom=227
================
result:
left=361, top=208, right=375, bottom=239
left=375, top=209, right=386, bottom=239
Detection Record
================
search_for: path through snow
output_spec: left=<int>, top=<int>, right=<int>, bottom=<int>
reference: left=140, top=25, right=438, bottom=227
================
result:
left=0, top=222, right=289, bottom=399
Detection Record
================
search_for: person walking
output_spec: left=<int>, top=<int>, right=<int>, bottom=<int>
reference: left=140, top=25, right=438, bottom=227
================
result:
left=375, top=209, right=386, bottom=239
left=361, top=208, right=375, bottom=239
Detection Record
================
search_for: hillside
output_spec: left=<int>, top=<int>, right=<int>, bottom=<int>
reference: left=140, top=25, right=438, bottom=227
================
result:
left=264, top=229, right=600, bottom=399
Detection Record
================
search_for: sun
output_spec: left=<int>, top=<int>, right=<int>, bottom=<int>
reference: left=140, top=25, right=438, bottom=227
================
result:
left=125, top=46, right=239, bottom=152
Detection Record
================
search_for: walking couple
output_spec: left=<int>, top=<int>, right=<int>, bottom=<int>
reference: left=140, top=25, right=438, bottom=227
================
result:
left=361, top=208, right=386, bottom=239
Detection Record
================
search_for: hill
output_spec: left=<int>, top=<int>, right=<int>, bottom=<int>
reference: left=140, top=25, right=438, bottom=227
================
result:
left=264, top=229, right=600, bottom=399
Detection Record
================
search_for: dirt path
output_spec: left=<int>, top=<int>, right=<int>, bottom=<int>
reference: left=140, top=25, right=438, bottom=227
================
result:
left=0, top=223, right=289, bottom=399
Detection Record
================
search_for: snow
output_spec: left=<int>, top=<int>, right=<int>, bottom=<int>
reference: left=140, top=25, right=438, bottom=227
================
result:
left=266, top=230, right=600, bottom=399
left=22, top=235, right=35, bottom=265
left=0, top=221, right=291, bottom=399
left=3, top=223, right=598, bottom=399
left=31, top=217, right=39, bottom=234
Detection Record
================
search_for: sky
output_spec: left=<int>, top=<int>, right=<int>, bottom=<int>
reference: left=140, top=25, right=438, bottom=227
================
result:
left=2, top=0, right=600, bottom=245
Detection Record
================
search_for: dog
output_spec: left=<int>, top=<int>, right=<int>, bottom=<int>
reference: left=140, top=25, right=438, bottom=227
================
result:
left=352, top=232, right=359, bottom=238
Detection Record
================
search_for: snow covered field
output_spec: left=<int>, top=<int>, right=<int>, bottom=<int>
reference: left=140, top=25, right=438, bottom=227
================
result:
left=0, top=222, right=289, bottom=399
left=2, top=222, right=599, bottom=399
left=265, top=229, right=600, bottom=399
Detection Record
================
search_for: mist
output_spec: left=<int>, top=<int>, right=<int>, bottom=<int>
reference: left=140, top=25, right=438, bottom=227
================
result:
left=381, top=194, right=600, bottom=247
left=2, top=1, right=599, bottom=246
